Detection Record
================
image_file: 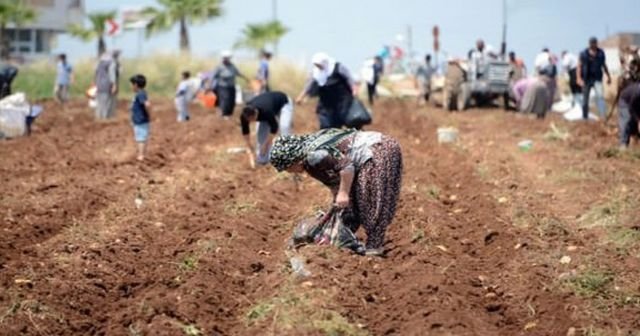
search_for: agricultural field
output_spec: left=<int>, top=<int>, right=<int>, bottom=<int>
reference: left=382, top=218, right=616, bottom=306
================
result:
left=1, top=98, right=639, bottom=335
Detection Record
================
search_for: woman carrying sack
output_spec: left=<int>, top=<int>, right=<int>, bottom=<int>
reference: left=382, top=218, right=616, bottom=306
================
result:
left=296, top=53, right=358, bottom=129
left=270, top=128, right=403, bottom=256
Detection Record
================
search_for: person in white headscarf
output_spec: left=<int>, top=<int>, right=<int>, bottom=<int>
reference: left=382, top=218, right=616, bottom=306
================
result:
left=211, top=50, right=248, bottom=119
left=94, top=50, right=121, bottom=119
left=296, top=52, right=357, bottom=129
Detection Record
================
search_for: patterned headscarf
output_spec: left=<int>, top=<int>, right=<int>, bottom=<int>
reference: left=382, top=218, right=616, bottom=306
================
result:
left=270, top=134, right=312, bottom=172
left=270, top=129, right=356, bottom=172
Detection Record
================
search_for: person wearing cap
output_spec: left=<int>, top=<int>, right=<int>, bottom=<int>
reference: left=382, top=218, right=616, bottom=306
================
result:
left=269, top=128, right=403, bottom=256
left=240, top=90, right=294, bottom=166
left=577, top=37, right=611, bottom=120
left=296, top=52, right=357, bottom=129
left=256, top=50, right=272, bottom=93
left=211, top=50, right=248, bottom=119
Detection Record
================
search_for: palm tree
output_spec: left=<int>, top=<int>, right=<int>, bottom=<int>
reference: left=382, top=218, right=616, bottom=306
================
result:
left=234, top=20, right=289, bottom=55
left=143, top=0, right=223, bottom=53
left=67, top=11, right=116, bottom=58
left=0, top=0, right=37, bottom=59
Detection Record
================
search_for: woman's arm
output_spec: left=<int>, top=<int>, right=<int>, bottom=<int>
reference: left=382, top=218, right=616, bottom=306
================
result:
left=234, top=65, right=249, bottom=82
left=336, top=166, right=354, bottom=208
left=296, top=77, right=314, bottom=104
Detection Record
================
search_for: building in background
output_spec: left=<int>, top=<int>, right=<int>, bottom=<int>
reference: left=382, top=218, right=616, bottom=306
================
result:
left=600, top=32, right=640, bottom=75
left=7, top=0, right=85, bottom=60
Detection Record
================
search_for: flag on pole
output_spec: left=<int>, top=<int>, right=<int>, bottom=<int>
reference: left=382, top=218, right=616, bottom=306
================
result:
left=121, top=6, right=152, bottom=30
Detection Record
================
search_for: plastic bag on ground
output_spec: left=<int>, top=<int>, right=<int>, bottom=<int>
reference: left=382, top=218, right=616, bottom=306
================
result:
left=291, top=207, right=365, bottom=254
left=0, top=92, right=30, bottom=138
left=563, top=104, right=598, bottom=121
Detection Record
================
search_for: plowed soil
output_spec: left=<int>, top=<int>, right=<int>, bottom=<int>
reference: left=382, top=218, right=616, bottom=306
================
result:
left=1, top=98, right=639, bottom=336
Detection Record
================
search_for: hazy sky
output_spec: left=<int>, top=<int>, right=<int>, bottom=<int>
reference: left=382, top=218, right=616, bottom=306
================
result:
left=57, top=0, right=640, bottom=71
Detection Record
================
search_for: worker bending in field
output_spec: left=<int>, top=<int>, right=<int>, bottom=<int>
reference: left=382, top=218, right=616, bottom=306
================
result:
left=270, top=128, right=403, bottom=256
left=241, top=91, right=294, bottom=166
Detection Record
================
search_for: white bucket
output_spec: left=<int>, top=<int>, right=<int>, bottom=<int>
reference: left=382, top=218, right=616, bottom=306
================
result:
left=437, top=127, right=459, bottom=143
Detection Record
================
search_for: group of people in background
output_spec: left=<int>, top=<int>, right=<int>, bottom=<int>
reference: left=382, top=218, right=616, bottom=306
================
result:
left=35, top=37, right=640, bottom=254
left=508, top=37, right=612, bottom=121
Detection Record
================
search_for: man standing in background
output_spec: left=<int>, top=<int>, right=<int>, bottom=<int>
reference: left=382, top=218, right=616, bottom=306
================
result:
left=256, top=50, right=272, bottom=93
left=94, top=50, right=121, bottom=119
left=577, top=37, right=611, bottom=120
left=414, top=54, right=436, bottom=105
left=469, top=39, right=497, bottom=80
left=561, top=50, right=581, bottom=107
left=364, top=56, right=384, bottom=106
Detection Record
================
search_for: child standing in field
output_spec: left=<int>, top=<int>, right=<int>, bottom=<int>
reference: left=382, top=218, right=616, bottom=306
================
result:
left=54, top=53, right=73, bottom=105
left=175, top=71, right=191, bottom=122
left=129, top=74, right=151, bottom=161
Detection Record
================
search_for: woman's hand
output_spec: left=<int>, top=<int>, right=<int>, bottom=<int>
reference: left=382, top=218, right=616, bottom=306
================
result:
left=335, top=191, right=350, bottom=208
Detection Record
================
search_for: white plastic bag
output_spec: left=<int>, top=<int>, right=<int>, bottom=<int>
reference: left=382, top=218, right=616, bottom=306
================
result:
left=0, top=106, right=28, bottom=138
left=0, top=93, right=30, bottom=138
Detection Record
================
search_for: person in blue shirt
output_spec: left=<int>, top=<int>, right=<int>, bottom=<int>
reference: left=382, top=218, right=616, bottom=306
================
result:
left=129, top=74, right=151, bottom=161
left=256, top=50, right=272, bottom=93
left=54, top=53, right=73, bottom=105
left=577, top=37, right=612, bottom=120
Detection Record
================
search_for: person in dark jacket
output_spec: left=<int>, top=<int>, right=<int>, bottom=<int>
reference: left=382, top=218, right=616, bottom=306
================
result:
left=0, top=63, right=18, bottom=99
left=366, top=56, right=384, bottom=105
left=241, top=91, right=294, bottom=165
left=296, top=52, right=357, bottom=129
left=577, top=37, right=612, bottom=120
left=615, top=60, right=640, bottom=149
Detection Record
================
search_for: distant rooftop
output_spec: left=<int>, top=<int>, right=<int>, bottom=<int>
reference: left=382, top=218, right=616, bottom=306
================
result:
left=600, top=32, right=640, bottom=49
left=18, top=0, right=85, bottom=31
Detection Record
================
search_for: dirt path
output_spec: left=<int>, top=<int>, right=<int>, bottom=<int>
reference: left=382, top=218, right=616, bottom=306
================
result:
left=0, top=99, right=638, bottom=335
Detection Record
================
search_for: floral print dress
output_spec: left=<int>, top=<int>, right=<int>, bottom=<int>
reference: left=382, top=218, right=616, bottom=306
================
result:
left=302, top=131, right=403, bottom=249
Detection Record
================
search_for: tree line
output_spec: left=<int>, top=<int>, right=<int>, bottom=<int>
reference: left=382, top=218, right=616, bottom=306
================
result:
left=68, top=0, right=289, bottom=58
